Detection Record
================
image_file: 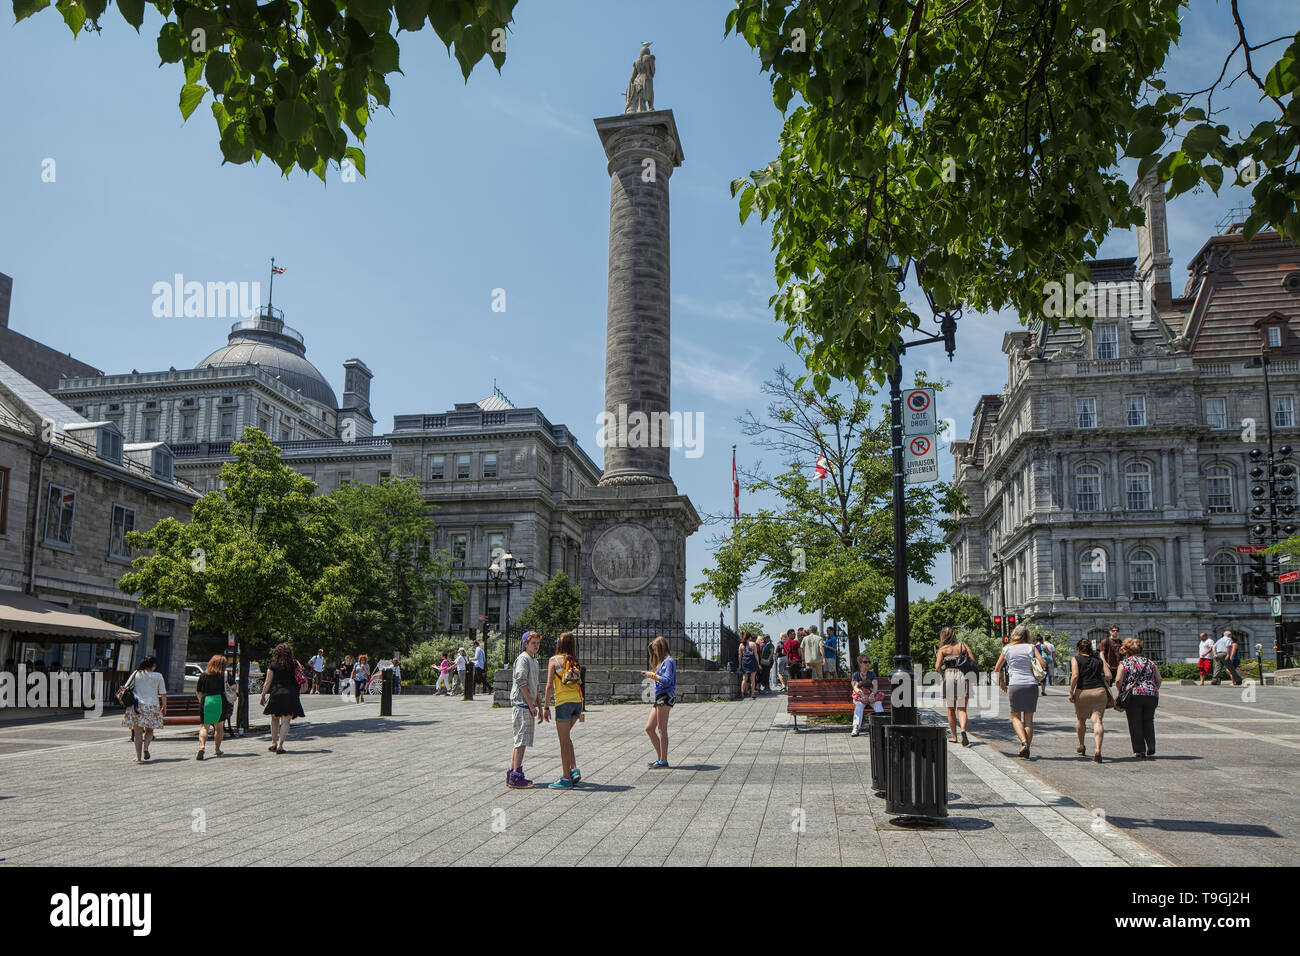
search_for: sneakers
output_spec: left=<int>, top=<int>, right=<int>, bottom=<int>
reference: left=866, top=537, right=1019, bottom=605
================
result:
left=506, top=769, right=533, bottom=789
left=570, top=767, right=582, bottom=785
left=548, top=777, right=574, bottom=790
left=648, top=759, right=669, bottom=768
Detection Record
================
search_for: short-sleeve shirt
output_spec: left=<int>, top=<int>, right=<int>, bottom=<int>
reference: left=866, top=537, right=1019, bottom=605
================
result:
left=511, top=652, right=538, bottom=707
left=1198, top=639, right=1216, bottom=660
left=824, top=636, right=838, bottom=659
left=801, top=634, right=823, bottom=664
left=784, top=639, right=802, bottom=663
left=851, top=670, right=877, bottom=695
left=309, top=655, right=325, bottom=673
left=1120, top=656, right=1159, bottom=696
left=454, top=654, right=466, bottom=673
left=196, top=673, right=225, bottom=697
left=1214, top=636, right=1232, bottom=656
left=131, top=671, right=166, bottom=707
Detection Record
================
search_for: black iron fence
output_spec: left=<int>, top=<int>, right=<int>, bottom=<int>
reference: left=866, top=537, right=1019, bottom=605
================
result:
left=500, top=621, right=733, bottom=668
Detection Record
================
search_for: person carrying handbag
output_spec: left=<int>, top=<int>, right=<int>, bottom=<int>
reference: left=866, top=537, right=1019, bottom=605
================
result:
left=1068, top=638, right=1112, bottom=763
left=1115, top=637, right=1162, bottom=759
left=934, top=627, right=975, bottom=746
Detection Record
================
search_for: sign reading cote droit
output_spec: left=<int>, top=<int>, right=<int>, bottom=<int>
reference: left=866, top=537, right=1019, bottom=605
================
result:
left=591, top=523, right=662, bottom=594
left=902, top=388, right=936, bottom=435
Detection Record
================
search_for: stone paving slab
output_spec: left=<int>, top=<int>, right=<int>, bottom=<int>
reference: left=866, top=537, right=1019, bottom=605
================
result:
left=0, top=692, right=1165, bottom=866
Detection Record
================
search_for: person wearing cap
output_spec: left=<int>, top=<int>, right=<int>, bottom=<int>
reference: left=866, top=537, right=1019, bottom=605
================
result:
left=506, top=631, right=542, bottom=789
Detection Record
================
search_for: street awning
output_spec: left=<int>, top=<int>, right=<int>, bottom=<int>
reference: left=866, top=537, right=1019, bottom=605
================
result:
left=0, top=592, right=141, bottom=642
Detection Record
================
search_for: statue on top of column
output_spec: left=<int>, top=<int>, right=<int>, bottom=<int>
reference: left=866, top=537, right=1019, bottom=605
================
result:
left=625, top=42, right=655, bottom=113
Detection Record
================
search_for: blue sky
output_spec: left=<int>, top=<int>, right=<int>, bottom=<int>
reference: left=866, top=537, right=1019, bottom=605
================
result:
left=0, top=0, right=1290, bottom=637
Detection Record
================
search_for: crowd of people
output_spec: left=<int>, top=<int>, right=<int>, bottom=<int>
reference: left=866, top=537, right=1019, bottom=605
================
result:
left=737, top=624, right=843, bottom=698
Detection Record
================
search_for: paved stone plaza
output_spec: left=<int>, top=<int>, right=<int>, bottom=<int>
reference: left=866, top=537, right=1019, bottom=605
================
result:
left=0, top=685, right=1294, bottom=867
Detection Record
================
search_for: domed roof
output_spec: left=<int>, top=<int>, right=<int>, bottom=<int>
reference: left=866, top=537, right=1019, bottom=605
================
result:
left=198, top=311, right=338, bottom=409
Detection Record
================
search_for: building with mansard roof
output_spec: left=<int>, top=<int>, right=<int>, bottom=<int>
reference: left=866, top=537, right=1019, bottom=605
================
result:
left=50, top=304, right=601, bottom=638
left=946, top=172, right=1300, bottom=662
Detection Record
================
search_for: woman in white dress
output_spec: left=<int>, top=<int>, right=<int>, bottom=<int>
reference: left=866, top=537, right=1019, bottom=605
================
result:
left=123, top=657, right=167, bottom=763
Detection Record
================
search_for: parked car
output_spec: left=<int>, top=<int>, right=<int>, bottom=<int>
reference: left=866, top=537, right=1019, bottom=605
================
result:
left=183, top=662, right=204, bottom=692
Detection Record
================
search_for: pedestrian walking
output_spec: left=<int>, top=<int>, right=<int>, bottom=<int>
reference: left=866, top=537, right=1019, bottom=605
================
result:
left=195, top=654, right=232, bottom=760
left=454, top=647, right=467, bottom=695
left=1116, top=637, right=1162, bottom=759
left=352, top=654, right=370, bottom=703
left=260, top=642, right=305, bottom=754
left=757, top=633, right=774, bottom=694
left=823, top=626, right=839, bottom=677
left=934, top=627, right=973, bottom=746
left=307, top=648, right=326, bottom=694
left=1036, top=638, right=1056, bottom=694
left=506, top=631, right=542, bottom=789
left=775, top=631, right=789, bottom=691
left=849, top=655, right=884, bottom=737
left=642, top=636, right=675, bottom=768
left=473, top=640, right=489, bottom=692
left=1068, top=638, right=1112, bottom=763
left=123, top=656, right=166, bottom=763
left=1197, top=632, right=1215, bottom=686
left=337, top=655, right=354, bottom=697
left=801, top=625, right=825, bottom=679
left=435, top=652, right=454, bottom=695
left=542, top=630, right=585, bottom=790
left=994, top=625, right=1045, bottom=758
left=784, top=629, right=803, bottom=681
left=1098, top=625, right=1122, bottom=685
left=1211, top=629, right=1242, bottom=685
left=738, top=632, right=759, bottom=698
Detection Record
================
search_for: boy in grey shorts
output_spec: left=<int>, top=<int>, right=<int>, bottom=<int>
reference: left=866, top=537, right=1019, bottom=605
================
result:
left=506, top=631, right=542, bottom=789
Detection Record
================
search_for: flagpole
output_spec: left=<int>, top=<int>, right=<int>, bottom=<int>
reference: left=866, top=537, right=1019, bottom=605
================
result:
left=267, top=256, right=276, bottom=313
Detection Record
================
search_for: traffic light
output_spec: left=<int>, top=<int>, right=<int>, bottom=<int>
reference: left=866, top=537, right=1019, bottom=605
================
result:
left=994, top=615, right=1002, bottom=635
left=1007, top=614, right=1018, bottom=629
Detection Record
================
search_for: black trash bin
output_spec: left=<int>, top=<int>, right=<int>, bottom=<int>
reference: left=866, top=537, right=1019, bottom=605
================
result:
left=868, top=713, right=890, bottom=795
left=884, top=724, right=948, bottom=818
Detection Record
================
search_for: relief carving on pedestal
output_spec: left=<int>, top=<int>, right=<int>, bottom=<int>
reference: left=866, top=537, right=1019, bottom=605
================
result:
left=591, top=523, right=661, bottom=593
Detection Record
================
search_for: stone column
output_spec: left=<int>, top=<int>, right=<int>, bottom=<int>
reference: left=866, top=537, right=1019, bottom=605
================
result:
left=595, top=110, right=684, bottom=486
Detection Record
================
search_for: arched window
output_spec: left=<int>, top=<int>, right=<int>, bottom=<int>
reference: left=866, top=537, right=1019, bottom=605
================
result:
left=1125, top=461, right=1153, bottom=510
left=1129, top=549, right=1157, bottom=600
left=1075, top=463, right=1101, bottom=512
left=1212, top=551, right=1240, bottom=601
left=1206, top=464, right=1234, bottom=513
left=1086, top=627, right=1109, bottom=652
left=1137, top=628, right=1166, bottom=662
left=1081, top=548, right=1108, bottom=599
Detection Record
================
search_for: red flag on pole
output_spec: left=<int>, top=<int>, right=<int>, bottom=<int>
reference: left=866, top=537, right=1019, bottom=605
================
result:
left=814, top=455, right=828, bottom=480
left=732, top=447, right=740, bottom=518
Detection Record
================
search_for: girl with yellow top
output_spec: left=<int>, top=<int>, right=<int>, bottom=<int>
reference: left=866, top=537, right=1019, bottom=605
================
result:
left=542, top=630, right=585, bottom=790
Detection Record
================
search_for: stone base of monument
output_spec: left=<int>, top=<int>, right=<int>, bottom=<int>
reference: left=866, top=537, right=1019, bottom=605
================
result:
left=568, top=482, right=701, bottom=626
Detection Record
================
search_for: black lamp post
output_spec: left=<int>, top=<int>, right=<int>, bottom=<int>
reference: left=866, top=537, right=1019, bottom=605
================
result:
left=886, top=256, right=962, bottom=726
left=1245, top=349, right=1297, bottom=669
left=487, top=551, right=527, bottom=666
left=991, top=549, right=1008, bottom=639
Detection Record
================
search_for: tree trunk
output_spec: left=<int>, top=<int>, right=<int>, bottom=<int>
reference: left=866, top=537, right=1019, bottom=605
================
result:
left=848, top=618, right=861, bottom=675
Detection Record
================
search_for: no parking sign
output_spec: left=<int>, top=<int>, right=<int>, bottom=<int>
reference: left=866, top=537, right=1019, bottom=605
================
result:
left=904, top=434, right=939, bottom=483
left=903, top=388, right=936, bottom=435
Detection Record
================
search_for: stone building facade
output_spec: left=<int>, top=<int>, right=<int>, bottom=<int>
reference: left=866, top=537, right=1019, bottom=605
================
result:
left=0, top=358, right=199, bottom=691
left=947, top=178, right=1300, bottom=662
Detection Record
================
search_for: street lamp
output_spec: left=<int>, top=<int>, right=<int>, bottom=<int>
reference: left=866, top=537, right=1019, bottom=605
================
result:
left=486, top=551, right=527, bottom=668
left=886, top=255, right=962, bottom=725
left=1245, top=348, right=1297, bottom=668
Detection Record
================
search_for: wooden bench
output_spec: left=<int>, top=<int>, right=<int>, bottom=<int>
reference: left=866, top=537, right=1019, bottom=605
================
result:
left=786, top=677, right=892, bottom=731
left=162, top=693, right=234, bottom=731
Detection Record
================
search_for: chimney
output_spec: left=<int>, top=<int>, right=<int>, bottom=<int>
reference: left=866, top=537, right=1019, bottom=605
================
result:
left=338, top=358, right=375, bottom=438
left=1130, top=169, right=1174, bottom=311
left=0, top=272, right=12, bottom=328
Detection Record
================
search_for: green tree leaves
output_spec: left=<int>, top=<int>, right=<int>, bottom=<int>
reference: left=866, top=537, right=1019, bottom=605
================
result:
left=514, top=572, right=581, bottom=642
left=728, top=1, right=1297, bottom=387
left=18, top=0, right=519, bottom=178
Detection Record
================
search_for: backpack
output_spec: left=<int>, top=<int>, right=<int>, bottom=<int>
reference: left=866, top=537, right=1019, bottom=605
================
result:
left=559, top=655, right=582, bottom=686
